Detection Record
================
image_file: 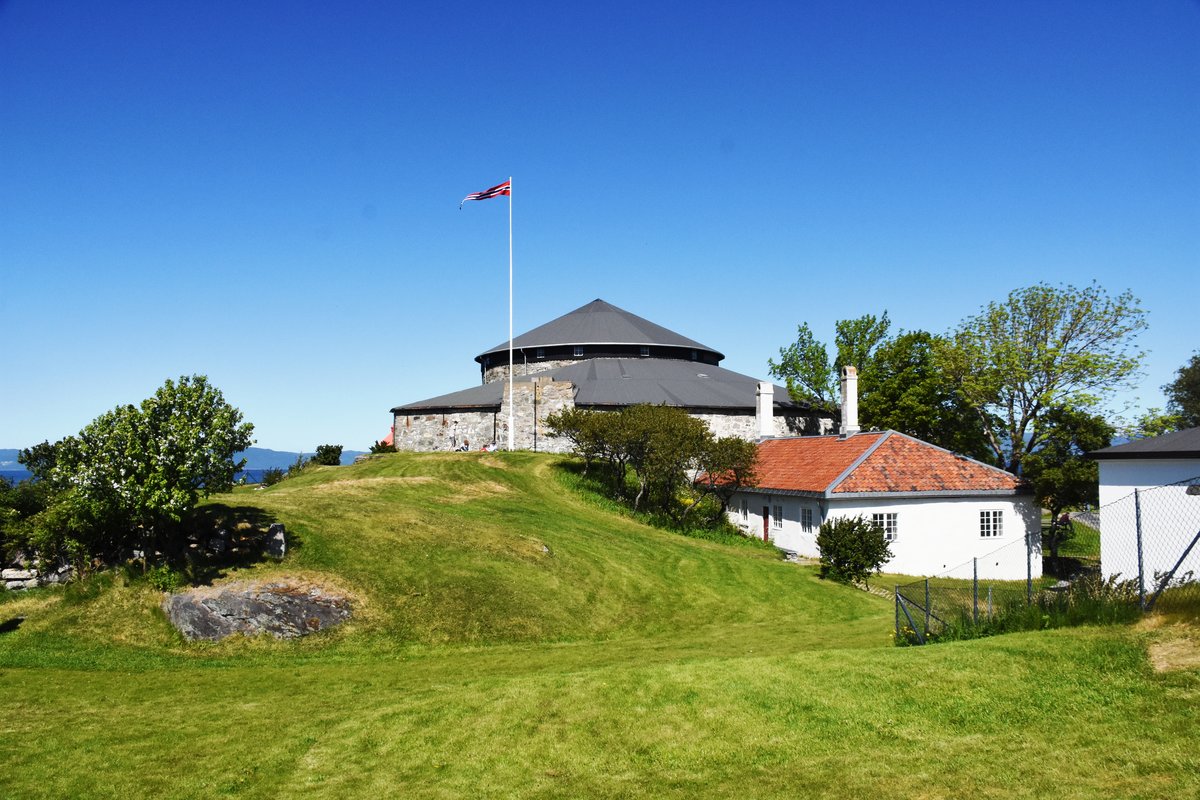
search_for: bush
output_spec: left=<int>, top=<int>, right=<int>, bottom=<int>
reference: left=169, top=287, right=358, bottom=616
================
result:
left=311, top=445, right=343, bottom=467
left=261, top=467, right=286, bottom=487
left=369, top=440, right=397, bottom=454
left=816, top=516, right=892, bottom=587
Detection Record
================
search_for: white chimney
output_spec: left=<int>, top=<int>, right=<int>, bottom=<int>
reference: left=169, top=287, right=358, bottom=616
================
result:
left=756, top=381, right=774, bottom=439
left=840, top=366, right=859, bottom=437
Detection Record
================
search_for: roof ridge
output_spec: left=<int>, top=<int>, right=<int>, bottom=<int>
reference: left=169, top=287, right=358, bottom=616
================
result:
left=825, top=431, right=891, bottom=495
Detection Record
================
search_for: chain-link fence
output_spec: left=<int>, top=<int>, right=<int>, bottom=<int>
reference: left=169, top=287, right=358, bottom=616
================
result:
left=895, top=536, right=1037, bottom=644
left=1097, top=476, right=1200, bottom=614
left=894, top=476, right=1200, bottom=644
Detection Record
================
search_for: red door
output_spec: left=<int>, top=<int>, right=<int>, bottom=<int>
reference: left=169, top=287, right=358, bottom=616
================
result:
left=762, top=506, right=770, bottom=542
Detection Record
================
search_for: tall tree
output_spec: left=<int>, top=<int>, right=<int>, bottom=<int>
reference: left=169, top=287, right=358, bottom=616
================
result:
left=859, top=331, right=996, bottom=463
left=1164, top=352, right=1200, bottom=429
left=937, top=283, right=1146, bottom=474
left=1021, top=406, right=1114, bottom=560
left=769, top=312, right=891, bottom=410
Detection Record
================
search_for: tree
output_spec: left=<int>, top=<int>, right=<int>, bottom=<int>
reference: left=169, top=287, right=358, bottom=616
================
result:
left=1021, top=406, right=1114, bottom=560
left=815, top=516, right=893, bottom=587
left=768, top=312, right=891, bottom=410
left=1164, top=352, right=1200, bottom=429
left=937, top=283, right=1146, bottom=474
left=859, top=331, right=996, bottom=463
left=50, top=375, right=254, bottom=561
left=688, top=435, right=759, bottom=522
left=311, top=444, right=343, bottom=466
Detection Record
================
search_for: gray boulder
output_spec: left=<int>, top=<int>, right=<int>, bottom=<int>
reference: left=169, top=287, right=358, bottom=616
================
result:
left=163, top=580, right=351, bottom=641
left=265, top=523, right=287, bottom=559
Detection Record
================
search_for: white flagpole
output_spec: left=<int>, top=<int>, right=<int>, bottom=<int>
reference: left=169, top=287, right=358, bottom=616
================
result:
left=507, top=175, right=514, bottom=451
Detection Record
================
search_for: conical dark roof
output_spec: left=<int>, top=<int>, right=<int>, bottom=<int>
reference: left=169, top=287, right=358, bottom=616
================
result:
left=475, top=299, right=724, bottom=363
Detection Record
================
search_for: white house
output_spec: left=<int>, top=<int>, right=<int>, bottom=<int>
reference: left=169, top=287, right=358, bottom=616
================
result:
left=1089, top=427, right=1200, bottom=586
left=727, top=368, right=1042, bottom=580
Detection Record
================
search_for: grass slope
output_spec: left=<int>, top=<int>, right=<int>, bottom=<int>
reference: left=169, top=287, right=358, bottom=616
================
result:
left=0, top=452, right=1196, bottom=798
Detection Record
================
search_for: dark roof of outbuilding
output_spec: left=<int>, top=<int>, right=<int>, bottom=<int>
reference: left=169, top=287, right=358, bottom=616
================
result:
left=475, top=299, right=724, bottom=363
left=1088, top=427, right=1200, bottom=460
left=391, top=357, right=813, bottom=414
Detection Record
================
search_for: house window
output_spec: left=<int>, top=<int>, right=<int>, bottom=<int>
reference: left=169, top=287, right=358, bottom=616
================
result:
left=872, top=512, right=898, bottom=541
left=640, top=346, right=650, bottom=357
left=740, top=498, right=748, bottom=522
left=536, top=347, right=545, bottom=359
left=801, top=507, right=814, bottom=533
left=690, top=349, right=698, bottom=361
left=772, top=505, right=784, bottom=529
left=980, top=510, right=1003, bottom=538
left=573, top=346, right=584, bottom=357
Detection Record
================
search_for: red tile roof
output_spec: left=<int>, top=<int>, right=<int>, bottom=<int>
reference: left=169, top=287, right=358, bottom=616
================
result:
left=752, top=432, right=1024, bottom=495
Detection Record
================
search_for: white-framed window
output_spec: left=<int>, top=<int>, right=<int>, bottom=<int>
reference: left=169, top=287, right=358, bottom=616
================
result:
left=980, top=509, right=1003, bottom=538
left=740, top=498, right=749, bottom=522
left=772, top=505, right=784, bottom=530
left=872, top=512, right=898, bottom=541
left=640, top=346, right=650, bottom=357
left=801, top=507, right=814, bottom=533
left=573, top=345, right=584, bottom=357
left=536, top=347, right=545, bottom=359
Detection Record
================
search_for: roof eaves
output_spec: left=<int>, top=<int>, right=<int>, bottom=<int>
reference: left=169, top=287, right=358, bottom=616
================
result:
left=829, top=488, right=1030, bottom=500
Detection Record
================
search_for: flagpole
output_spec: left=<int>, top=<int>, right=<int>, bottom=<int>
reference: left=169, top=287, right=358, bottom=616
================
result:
left=507, top=175, right=514, bottom=451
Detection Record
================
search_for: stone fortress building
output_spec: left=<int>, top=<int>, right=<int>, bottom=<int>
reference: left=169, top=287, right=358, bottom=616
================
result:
left=390, top=299, right=833, bottom=452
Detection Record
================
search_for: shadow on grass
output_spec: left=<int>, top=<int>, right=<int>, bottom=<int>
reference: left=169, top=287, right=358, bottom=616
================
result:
left=0, top=616, right=24, bottom=634
left=181, top=504, right=296, bottom=586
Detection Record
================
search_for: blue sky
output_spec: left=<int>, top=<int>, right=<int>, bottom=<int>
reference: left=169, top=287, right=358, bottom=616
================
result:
left=2, top=1, right=1197, bottom=451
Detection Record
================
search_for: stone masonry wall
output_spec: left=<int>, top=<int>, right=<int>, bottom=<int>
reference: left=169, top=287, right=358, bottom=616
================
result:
left=482, top=359, right=575, bottom=385
left=394, top=386, right=833, bottom=453
left=393, top=410, right=500, bottom=452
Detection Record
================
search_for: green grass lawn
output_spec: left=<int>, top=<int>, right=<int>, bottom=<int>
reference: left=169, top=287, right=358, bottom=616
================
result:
left=0, top=453, right=1196, bottom=798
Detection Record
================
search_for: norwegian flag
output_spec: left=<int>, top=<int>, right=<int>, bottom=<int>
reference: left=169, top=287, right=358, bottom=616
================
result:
left=460, top=179, right=511, bottom=209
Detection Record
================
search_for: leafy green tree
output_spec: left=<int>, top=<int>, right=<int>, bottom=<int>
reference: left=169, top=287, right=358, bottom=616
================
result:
left=769, top=313, right=891, bottom=410
left=768, top=322, right=838, bottom=410
left=311, top=444, right=343, bottom=466
left=1164, top=352, right=1200, bottom=429
left=50, top=375, right=254, bottom=562
left=1124, top=408, right=1184, bottom=439
left=937, top=283, right=1146, bottom=473
left=1021, top=406, right=1114, bottom=560
left=689, top=436, right=759, bottom=521
left=369, top=439, right=398, bottom=454
left=859, top=331, right=996, bottom=463
left=815, top=516, right=893, bottom=587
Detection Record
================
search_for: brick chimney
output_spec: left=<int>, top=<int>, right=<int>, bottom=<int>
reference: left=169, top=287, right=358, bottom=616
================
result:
left=840, top=366, right=860, bottom=437
left=756, top=381, right=774, bottom=439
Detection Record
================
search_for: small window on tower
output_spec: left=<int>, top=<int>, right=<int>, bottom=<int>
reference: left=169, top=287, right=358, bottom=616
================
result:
left=574, top=346, right=584, bottom=357
left=640, top=346, right=650, bottom=357
left=690, top=350, right=698, bottom=361
left=536, top=348, right=545, bottom=359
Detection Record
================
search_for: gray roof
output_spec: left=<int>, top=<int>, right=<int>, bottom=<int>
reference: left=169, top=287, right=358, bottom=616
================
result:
left=1089, top=427, right=1200, bottom=460
left=391, top=357, right=812, bottom=414
left=475, top=299, right=723, bottom=362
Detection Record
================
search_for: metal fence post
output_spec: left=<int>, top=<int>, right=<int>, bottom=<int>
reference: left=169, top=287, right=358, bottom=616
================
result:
left=1026, top=526, right=1033, bottom=605
left=972, top=557, right=979, bottom=625
left=894, top=585, right=900, bottom=639
left=988, top=585, right=993, bottom=619
left=924, top=578, right=930, bottom=634
left=1135, top=488, right=1145, bottom=612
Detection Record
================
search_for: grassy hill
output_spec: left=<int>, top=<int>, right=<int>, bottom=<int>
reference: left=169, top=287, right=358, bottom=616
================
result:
left=0, top=452, right=1196, bottom=798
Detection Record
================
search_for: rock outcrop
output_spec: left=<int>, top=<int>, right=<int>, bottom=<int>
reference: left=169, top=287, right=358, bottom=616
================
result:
left=163, top=580, right=352, bottom=641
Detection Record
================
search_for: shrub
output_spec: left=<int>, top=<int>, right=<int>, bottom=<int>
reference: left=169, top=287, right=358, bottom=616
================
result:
left=370, top=440, right=397, bottom=454
left=311, top=445, right=343, bottom=466
left=816, top=516, right=892, bottom=587
left=261, top=467, right=286, bottom=487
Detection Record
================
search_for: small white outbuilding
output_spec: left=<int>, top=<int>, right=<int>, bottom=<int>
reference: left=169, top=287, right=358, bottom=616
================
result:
left=1089, top=427, right=1200, bottom=586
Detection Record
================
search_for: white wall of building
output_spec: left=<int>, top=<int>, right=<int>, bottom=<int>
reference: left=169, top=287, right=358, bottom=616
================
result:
left=1097, top=459, right=1200, bottom=584
left=729, top=492, right=1041, bottom=580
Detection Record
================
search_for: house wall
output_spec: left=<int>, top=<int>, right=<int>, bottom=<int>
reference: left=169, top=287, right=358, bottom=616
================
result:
left=728, top=492, right=1041, bottom=580
left=1097, top=459, right=1200, bottom=583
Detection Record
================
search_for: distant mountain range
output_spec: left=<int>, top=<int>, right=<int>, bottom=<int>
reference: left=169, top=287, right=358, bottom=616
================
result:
left=0, top=446, right=366, bottom=478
